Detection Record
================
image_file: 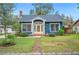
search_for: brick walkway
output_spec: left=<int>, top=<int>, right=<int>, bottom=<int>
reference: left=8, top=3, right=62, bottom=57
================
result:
left=32, top=38, right=42, bottom=54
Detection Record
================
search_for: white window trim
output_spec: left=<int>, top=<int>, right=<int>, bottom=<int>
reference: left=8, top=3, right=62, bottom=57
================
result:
left=22, top=23, right=32, bottom=32
left=50, top=23, right=60, bottom=32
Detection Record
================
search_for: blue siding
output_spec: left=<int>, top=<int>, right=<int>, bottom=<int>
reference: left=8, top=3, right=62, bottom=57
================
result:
left=45, top=22, right=50, bottom=34
left=45, top=22, right=63, bottom=34
left=60, top=22, right=63, bottom=29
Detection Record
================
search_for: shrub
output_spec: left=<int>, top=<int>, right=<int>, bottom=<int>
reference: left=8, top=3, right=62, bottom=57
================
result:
left=2, top=39, right=16, bottom=46
left=48, top=33, right=56, bottom=37
left=2, top=39, right=10, bottom=45
left=7, top=34, right=16, bottom=40
left=2, top=34, right=16, bottom=46
left=58, top=29, right=64, bottom=35
left=19, top=32, right=28, bottom=37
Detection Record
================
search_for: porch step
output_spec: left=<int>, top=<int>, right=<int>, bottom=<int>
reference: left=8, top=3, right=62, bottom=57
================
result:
left=33, top=33, right=43, bottom=36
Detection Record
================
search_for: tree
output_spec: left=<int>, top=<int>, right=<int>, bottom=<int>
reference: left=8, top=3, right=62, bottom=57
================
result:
left=64, top=16, right=70, bottom=25
left=77, top=3, right=79, bottom=9
left=61, top=14, right=65, bottom=20
left=12, top=16, right=20, bottom=34
left=0, top=3, right=15, bottom=39
left=55, top=11, right=59, bottom=15
left=30, top=3, right=54, bottom=15
left=30, top=9, right=34, bottom=15
left=62, top=14, right=74, bottom=28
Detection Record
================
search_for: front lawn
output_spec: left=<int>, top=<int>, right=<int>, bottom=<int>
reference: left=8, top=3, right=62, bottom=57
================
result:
left=0, top=37, right=35, bottom=53
left=40, top=34, right=79, bottom=53
left=0, top=34, right=79, bottom=54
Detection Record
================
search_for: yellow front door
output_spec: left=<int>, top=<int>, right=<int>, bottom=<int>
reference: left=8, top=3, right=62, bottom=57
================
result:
left=36, top=24, right=41, bottom=32
left=34, top=24, right=43, bottom=34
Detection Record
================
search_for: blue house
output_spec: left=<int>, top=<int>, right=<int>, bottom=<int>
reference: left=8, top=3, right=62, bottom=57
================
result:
left=19, top=14, right=63, bottom=35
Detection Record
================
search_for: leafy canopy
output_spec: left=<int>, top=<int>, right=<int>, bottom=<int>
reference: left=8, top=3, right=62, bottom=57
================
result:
left=30, top=3, right=54, bottom=15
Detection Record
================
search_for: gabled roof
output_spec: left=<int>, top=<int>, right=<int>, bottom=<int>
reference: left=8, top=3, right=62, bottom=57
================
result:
left=20, top=15, right=63, bottom=22
left=73, top=19, right=79, bottom=26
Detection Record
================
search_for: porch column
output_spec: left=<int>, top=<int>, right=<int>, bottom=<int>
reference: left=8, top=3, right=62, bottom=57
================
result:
left=43, top=21, right=45, bottom=35
left=21, top=23, right=23, bottom=33
left=32, top=21, right=33, bottom=34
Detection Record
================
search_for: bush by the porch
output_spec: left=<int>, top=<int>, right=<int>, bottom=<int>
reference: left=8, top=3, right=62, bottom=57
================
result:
left=48, top=33, right=56, bottom=37
left=58, top=29, right=64, bottom=35
left=18, top=33, right=28, bottom=37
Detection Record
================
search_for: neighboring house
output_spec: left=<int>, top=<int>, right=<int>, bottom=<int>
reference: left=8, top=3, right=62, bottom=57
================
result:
left=19, top=12, right=63, bottom=36
left=0, top=17, right=13, bottom=34
left=73, top=20, right=79, bottom=33
left=0, top=25, right=13, bottom=34
left=63, top=17, right=74, bottom=34
left=64, top=25, right=73, bottom=34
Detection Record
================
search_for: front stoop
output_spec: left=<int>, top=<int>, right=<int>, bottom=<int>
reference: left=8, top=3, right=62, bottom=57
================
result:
left=33, top=33, right=43, bottom=36
left=32, top=34, right=43, bottom=38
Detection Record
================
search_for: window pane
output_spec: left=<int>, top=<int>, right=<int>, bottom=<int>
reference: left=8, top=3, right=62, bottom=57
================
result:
left=27, top=24, right=31, bottom=31
left=37, top=25, right=40, bottom=32
left=51, top=24, right=54, bottom=31
left=41, top=24, right=43, bottom=31
left=56, top=24, right=59, bottom=31
left=23, top=24, right=26, bottom=31
left=34, top=24, right=36, bottom=32
left=51, top=23, right=59, bottom=32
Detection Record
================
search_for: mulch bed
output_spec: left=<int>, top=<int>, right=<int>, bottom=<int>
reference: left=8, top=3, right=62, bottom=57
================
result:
left=0, top=43, right=16, bottom=47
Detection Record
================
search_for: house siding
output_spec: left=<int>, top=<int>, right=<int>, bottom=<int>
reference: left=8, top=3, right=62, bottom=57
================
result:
left=45, top=22, right=50, bottom=34
left=60, top=22, right=63, bottom=28
left=45, top=22, right=63, bottom=34
left=73, top=21, right=79, bottom=33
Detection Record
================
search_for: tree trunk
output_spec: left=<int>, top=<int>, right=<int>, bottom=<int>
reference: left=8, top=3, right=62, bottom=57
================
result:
left=4, top=24, right=7, bottom=40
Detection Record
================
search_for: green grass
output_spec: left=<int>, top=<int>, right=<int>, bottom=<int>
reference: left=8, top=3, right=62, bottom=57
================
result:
left=40, top=34, right=79, bottom=41
left=0, top=34, right=79, bottom=53
left=0, top=37, right=35, bottom=53
left=40, top=34, right=79, bottom=52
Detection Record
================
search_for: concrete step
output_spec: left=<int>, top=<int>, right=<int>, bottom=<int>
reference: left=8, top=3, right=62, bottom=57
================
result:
left=33, top=34, right=43, bottom=36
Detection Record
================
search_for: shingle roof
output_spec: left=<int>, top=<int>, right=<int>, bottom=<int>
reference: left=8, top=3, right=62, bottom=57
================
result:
left=20, top=14, right=63, bottom=22
left=73, top=19, right=79, bottom=26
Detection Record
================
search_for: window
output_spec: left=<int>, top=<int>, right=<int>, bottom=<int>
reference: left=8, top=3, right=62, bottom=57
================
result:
left=23, top=24, right=26, bottom=31
left=50, top=23, right=59, bottom=32
left=22, top=23, right=31, bottom=32
left=56, top=24, right=59, bottom=31
left=27, top=24, right=31, bottom=31
left=51, top=24, right=54, bottom=31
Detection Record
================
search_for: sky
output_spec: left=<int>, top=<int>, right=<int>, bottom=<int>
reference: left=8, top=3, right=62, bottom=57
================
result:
left=14, top=3, right=79, bottom=21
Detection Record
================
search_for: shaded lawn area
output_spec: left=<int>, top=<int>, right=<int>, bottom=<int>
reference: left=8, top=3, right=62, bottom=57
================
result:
left=0, top=37, right=35, bottom=53
left=40, top=34, right=79, bottom=53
